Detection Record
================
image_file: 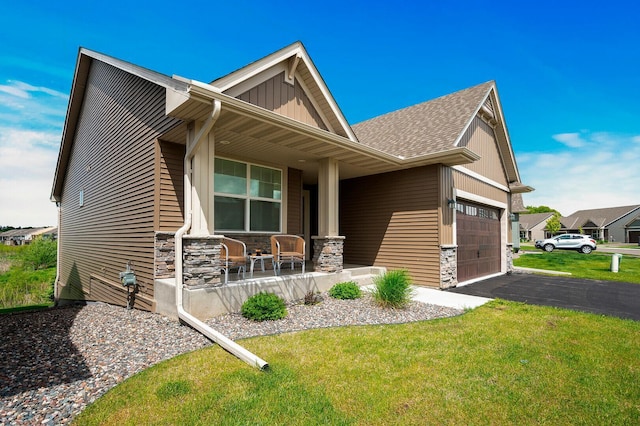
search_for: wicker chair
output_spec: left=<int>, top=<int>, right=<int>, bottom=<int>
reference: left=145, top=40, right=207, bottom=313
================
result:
left=220, top=237, right=247, bottom=283
left=270, top=235, right=305, bottom=274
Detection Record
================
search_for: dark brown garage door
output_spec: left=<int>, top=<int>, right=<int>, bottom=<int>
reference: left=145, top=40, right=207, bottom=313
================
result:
left=629, top=231, right=640, bottom=244
left=456, top=201, right=501, bottom=282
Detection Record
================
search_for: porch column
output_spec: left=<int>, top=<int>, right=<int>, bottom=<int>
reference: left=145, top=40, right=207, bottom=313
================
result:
left=314, top=158, right=344, bottom=272
left=188, top=123, right=216, bottom=236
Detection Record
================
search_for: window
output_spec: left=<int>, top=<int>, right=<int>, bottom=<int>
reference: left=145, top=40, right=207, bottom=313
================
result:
left=214, top=158, right=282, bottom=232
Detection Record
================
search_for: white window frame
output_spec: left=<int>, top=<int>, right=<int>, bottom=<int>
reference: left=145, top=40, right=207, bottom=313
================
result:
left=213, top=157, right=283, bottom=233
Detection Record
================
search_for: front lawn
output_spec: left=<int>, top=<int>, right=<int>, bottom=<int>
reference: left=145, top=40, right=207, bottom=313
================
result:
left=514, top=250, right=640, bottom=283
left=74, top=300, right=639, bottom=425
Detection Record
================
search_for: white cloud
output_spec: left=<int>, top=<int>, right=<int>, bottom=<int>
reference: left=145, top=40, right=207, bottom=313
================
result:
left=0, top=128, right=59, bottom=227
left=518, top=132, right=640, bottom=216
left=551, top=132, right=588, bottom=148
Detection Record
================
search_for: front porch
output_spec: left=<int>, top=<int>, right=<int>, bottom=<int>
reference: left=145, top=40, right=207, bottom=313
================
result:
left=155, top=265, right=385, bottom=320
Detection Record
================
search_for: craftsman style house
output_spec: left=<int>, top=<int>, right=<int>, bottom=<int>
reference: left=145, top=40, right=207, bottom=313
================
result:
left=51, top=42, right=532, bottom=314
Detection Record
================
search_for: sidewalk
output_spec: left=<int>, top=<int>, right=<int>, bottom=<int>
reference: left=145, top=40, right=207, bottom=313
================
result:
left=411, top=286, right=492, bottom=310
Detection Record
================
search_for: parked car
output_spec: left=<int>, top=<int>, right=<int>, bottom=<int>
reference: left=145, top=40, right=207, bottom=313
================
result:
left=536, top=234, right=597, bottom=254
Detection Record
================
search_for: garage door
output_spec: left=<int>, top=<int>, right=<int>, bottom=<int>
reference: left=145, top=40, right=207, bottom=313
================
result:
left=456, top=201, right=501, bottom=282
left=629, top=231, right=640, bottom=244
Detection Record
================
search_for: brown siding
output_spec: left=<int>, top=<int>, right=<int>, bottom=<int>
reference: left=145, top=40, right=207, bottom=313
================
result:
left=453, top=170, right=508, bottom=205
left=439, top=166, right=455, bottom=245
left=287, top=168, right=303, bottom=235
left=340, top=166, right=441, bottom=287
left=238, top=72, right=328, bottom=130
left=458, top=116, right=508, bottom=185
left=155, top=140, right=185, bottom=231
left=57, top=59, right=181, bottom=311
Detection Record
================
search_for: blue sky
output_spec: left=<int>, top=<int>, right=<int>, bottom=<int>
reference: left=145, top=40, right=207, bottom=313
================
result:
left=1, top=0, right=639, bottom=226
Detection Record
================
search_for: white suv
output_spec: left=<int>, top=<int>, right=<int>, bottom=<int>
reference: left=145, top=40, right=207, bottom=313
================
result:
left=537, top=234, right=597, bottom=254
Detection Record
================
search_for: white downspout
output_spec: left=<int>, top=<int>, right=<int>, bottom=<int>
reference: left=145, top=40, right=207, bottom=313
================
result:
left=54, top=202, right=61, bottom=305
left=175, top=99, right=268, bottom=370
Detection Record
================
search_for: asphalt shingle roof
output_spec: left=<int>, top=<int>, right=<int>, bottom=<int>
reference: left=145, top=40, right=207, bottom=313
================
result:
left=352, top=81, right=493, bottom=158
left=561, top=205, right=640, bottom=229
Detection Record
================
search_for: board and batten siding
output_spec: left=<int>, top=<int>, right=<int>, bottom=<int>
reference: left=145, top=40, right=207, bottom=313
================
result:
left=340, top=166, right=441, bottom=287
left=237, top=72, right=328, bottom=130
left=57, top=59, right=182, bottom=311
left=155, top=140, right=185, bottom=231
left=458, top=116, right=508, bottom=185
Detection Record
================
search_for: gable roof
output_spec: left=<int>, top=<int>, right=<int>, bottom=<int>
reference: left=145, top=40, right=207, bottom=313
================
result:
left=352, top=81, right=530, bottom=192
left=353, top=82, right=493, bottom=158
left=209, top=41, right=356, bottom=141
left=519, top=212, right=555, bottom=230
left=561, top=205, right=640, bottom=229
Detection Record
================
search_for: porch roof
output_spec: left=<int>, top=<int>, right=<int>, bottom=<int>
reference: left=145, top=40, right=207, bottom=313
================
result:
left=164, top=77, right=480, bottom=184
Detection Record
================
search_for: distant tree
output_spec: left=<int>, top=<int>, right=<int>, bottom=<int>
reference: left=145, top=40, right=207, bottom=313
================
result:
left=545, top=214, right=562, bottom=235
left=525, top=205, right=561, bottom=215
left=0, top=226, right=16, bottom=232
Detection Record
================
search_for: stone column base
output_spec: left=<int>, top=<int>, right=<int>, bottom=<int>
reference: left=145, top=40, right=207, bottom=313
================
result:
left=155, top=232, right=176, bottom=279
left=312, top=236, right=345, bottom=273
left=182, top=235, right=223, bottom=288
left=440, top=245, right=458, bottom=289
left=506, top=243, right=514, bottom=275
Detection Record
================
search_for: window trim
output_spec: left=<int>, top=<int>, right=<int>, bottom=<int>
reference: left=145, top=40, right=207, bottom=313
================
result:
left=213, top=157, right=283, bottom=233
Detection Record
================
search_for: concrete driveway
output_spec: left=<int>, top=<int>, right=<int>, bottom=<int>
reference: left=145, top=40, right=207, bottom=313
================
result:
left=448, top=273, right=640, bottom=321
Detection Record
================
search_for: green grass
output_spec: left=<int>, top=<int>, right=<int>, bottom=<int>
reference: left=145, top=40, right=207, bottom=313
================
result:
left=514, top=250, right=640, bottom=283
left=0, top=245, right=55, bottom=309
left=73, top=301, right=640, bottom=425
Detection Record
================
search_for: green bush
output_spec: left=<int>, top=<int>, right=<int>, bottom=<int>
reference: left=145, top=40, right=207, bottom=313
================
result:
left=22, top=239, right=57, bottom=270
left=241, top=292, right=287, bottom=321
left=371, top=269, right=414, bottom=308
left=328, top=281, right=362, bottom=300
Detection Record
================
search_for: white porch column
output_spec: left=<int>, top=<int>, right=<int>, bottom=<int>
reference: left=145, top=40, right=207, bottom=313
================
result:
left=317, top=157, right=339, bottom=236
left=314, top=158, right=344, bottom=273
left=189, top=122, right=215, bottom=235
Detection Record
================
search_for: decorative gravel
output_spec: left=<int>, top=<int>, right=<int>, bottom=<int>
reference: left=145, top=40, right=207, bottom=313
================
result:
left=1, top=294, right=462, bottom=425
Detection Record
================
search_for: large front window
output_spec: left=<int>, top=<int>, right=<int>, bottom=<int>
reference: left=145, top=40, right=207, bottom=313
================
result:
left=214, top=158, right=282, bottom=232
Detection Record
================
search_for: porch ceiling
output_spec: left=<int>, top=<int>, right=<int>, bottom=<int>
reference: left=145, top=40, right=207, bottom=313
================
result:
left=163, top=83, right=480, bottom=184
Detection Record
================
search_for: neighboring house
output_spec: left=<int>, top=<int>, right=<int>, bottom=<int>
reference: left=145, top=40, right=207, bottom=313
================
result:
left=50, top=42, right=532, bottom=314
left=560, top=205, right=640, bottom=242
left=519, top=212, right=555, bottom=241
left=0, top=227, right=56, bottom=245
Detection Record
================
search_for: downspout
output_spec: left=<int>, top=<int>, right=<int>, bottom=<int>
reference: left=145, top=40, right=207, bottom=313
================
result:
left=54, top=202, right=61, bottom=306
left=175, top=99, right=268, bottom=370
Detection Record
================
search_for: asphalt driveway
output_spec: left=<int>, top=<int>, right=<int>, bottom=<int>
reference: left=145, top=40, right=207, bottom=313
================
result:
left=448, top=273, right=640, bottom=321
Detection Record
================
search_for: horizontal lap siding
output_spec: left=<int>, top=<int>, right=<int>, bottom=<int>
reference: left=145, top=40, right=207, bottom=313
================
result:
left=458, top=116, right=508, bottom=186
left=58, top=60, right=181, bottom=311
left=287, top=168, right=303, bottom=235
left=156, top=140, right=185, bottom=231
left=340, top=166, right=440, bottom=287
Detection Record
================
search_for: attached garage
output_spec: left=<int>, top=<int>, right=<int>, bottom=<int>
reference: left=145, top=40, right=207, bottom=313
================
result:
left=456, top=201, right=501, bottom=282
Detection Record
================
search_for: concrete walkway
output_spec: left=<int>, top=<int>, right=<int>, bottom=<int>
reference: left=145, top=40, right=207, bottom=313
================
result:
left=411, top=286, right=492, bottom=310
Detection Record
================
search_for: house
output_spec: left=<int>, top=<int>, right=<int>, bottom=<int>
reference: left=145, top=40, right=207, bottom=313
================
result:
left=51, top=42, right=532, bottom=317
left=560, top=205, right=640, bottom=242
left=0, top=227, right=57, bottom=245
left=519, top=212, right=555, bottom=241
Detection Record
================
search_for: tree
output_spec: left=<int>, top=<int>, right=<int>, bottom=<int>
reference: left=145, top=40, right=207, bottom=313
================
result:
left=545, top=214, right=562, bottom=236
left=525, top=205, right=561, bottom=215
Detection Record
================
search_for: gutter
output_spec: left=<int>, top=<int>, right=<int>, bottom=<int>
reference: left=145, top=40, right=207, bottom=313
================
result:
left=175, top=99, right=268, bottom=370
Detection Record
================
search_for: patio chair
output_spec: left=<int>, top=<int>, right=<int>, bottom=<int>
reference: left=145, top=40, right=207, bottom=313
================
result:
left=270, top=235, right=305, bottom=274
left=220, top=237, right=247, bottom=283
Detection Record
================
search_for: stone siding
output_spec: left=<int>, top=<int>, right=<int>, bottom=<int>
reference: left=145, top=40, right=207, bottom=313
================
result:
left=182, top=235, right=223, bottom=288
left=440, top=245, right=458, bottom=289
left=155, top=232, right=175, bottom=279
left=506, top=243, right=514, bottom=274
left=312, top=236, right=344, bottom=273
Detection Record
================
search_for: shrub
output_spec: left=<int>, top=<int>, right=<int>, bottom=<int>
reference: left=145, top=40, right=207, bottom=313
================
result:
left=22, top=239, right=57, bottom=270
left=328, top=281, right=362, bottom=300
left=303, top=291, right=322, bottom=305
left=370, top=269, right=414, bottom=308
left=241, top=292, right=287, bottom=321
